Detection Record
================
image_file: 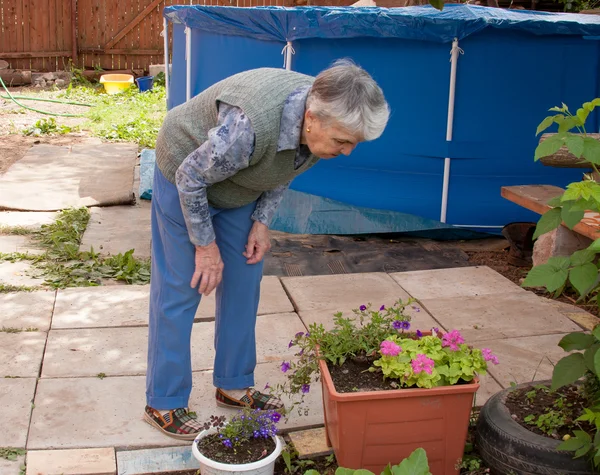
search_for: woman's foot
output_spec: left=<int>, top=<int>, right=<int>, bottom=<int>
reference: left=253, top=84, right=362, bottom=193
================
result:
left=144, top=406, right=205, bottom=440
left=216, top=387, right=285, bottom=411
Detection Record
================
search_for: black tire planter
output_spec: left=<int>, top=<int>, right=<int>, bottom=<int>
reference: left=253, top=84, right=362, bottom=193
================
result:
left=476, top=380, right=595, bottom=475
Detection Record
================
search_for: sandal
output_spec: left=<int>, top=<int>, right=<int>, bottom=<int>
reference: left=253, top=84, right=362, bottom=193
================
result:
left=216, top=388, right=285, bottom=411
left=144, top=405, right=204, bottom=441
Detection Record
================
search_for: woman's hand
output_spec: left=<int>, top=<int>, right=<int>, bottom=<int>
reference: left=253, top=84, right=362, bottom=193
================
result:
left=191, top=242, right=224, bottom=296
left=244, top=222, right=271, bottom=265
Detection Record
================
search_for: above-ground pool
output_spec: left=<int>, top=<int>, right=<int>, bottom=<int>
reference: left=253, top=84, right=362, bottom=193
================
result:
left=162, top=4, right=600, bottom=236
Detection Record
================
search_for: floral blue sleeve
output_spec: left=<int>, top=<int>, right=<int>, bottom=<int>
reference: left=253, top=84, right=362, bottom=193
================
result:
left=175, top=103, right=255, bottom=246
left=252, top=182, right=292, bottom=227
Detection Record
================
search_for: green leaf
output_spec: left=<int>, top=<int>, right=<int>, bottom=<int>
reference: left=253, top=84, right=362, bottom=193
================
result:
left=593, top=326, right=600, bottom=341
left=589, top=239, right=600, bottom=253
left=558, top=116, right=579, bottom=133
left=535, top=134, right=565, bottom=161
left=561, top=204, right=584, bottom=230
left=558, top=436, right=586, bottom=452
left=428, top=0, right=444, bottom=10
left=552, top=353, right=587, bottom=390
left=569, top=263, right=598, bottom=296
left=533, top=207, right=562, bottom=240
left=594, top=349, right=600, bottom=380
left=571, top=249, right=597, bottom=266
left=537, top=116, right=556, bottom=136
left=335, top=469, right=360, bottom=475
left=391, top=448, right=432, bottom=475
left=565, top=134, right=585, bottom=159
left=559, top=333, right=596, bottom=351
left=577, top=108, right=591, bottom=126
left=585, top=343, right=600, bottom=373
left=306, top=471, right=322, bottom=475
left=583, top=137, right=600, bottom=165
left=547, top=195, right=564, bottom=207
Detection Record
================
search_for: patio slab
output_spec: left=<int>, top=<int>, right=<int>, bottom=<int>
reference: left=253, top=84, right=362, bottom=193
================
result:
left=480, top=333, right=572, bottom=387
left=25, top=447, right=116, bottom=475
left=0, top=210, right=57, bottom=230
left=421, top=292, right=582, bottom=342
left=80, top=206, right=151, bottom=259
left=476, top=376, right=504, bottom=407
left=390, top=266, right=525, bottom=300
left=281, top=273, right=410, bottom=312
left=117, top=446, right=199, bottom=474
left=0, top=261, right=45, bottom=287
left=0, top=456, right=25, bottom=475
left=0, top=377, right=36, bottom=447
left=0, top=235, right=45, bottom=255
left=44, top=313, right=305, bottom=378
left=0, top=290, right=54, bottom=331
left=52, top=277, right=293, bottom=329
left=0, top=332, right=47, bottom=377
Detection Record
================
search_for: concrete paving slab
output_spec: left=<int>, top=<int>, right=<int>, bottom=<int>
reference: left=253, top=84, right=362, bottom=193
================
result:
left=0, top=456, right=25, bottom=475
left=0, top=332, right=47, bottom=377
left=258, top=276, right=295, bottom=315
left=390, top=266, right=525, bottom=300
left=543, top=299, right=599, bottom=331
left=0, top=235, right=45, bottom=255
left=53, top=286, right=150, bottom=329
left=0, top=261, right=45, bottom=287
left=191, top=313, right=308, bottom=371
left=0, top=211, right=57, bottom=230
left=28, top=376, right=187, bottom=450
left=0, top=290, right=54, bottom=331
left=80, top=206, right=151, bottom=259
left=281, top=273, right=410, bottom=313
left=0, top=378, right=36, bottom=447
left=26, top=447, right=116, bottom=475
left=288, top=428, right=332, bottom=459
left=42, top=327, right=148, bottom=378
left=480, top=334, right=572, bottom=387
left=299, top=303, right=441, bottom=333
left=421, top=292, right=581, bottom=342
left=117, top=446, right=199, bottom=474
left=475, top=376, right=504, bottom=407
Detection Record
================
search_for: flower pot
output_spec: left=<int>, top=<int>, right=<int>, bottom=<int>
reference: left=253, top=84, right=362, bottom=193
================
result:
left=477, top=380, right=594, bottom=474
left=192, top=427, right=283, bottom=475
left=319, top=358, right=478, bottom=475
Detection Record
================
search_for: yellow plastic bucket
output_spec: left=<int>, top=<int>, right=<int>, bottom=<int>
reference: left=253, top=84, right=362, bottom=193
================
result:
left=99, top=74, right=134, bottom=95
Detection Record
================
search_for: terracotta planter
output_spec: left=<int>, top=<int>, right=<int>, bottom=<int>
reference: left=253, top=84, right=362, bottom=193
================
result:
left=319, top=358, right=479, bottom=475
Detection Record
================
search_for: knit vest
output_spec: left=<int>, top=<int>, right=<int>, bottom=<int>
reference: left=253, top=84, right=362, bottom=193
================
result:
left=155, top=68, right=320, bottom=209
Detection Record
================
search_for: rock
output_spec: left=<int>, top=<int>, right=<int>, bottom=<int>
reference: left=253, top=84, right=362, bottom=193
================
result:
left=532, top=226, right=592, bottom=266
left=55, top=79, right=67, bottom=87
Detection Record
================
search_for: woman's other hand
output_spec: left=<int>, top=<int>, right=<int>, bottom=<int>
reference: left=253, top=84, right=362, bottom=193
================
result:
left=191, top=242, right=224, bottom=295
left=244, top=222, right=271, bottom=265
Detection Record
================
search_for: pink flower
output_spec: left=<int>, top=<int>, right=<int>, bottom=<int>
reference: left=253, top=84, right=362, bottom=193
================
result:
left=380, top=340, right=402, bottom=357
left=411, top=354, right=435, bottom=375
left=442, top=330, right=465, bottom=351
left=482, top=348, right=499, bottom=365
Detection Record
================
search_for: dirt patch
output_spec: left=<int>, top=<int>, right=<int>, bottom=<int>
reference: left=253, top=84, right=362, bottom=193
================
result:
left=0, top=134, right=91, bottom=175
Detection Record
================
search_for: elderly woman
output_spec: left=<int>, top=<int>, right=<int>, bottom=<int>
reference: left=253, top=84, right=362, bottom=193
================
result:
left=144, top=59, right=389, bottom=440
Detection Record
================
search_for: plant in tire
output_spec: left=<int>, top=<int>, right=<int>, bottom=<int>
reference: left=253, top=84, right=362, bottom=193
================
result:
left=551, top=327, right=600, bottom=467
left=522, top=99, right=600, bottom=308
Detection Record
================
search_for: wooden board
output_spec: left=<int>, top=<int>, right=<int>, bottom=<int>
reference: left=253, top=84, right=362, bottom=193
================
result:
left=501, top=185, right=600, bottom=241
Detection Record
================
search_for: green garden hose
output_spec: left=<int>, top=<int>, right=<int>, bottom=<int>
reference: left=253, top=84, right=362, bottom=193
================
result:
left=0, top=76, right=92, bottom=117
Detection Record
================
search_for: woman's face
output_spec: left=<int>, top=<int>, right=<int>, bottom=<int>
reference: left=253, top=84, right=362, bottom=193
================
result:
left=301, top=110, right=360, bottom=160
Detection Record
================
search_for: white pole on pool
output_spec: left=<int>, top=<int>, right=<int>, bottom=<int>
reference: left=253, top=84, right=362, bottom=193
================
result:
left=283, top=41, right=294, bottom=71
left=185, top=26, right=192, bottom=102
left=440, top=38, right=462, bottom=223
left=163, top=18, right=169, bottom=103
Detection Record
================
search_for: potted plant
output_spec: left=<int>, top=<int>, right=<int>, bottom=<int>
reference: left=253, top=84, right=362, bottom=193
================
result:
left=476, top=328, right=599, bottom=474
left=192, top=408, right=284, bottom=475
left=273, top=301, right=499, bottom=475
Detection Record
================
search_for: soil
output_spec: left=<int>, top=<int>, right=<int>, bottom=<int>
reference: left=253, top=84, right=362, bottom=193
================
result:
left=196, top=433, right=276, bottom=465
left=328, top=356, right=397, bottom=393
left=505, top=384, right=593, bottom=439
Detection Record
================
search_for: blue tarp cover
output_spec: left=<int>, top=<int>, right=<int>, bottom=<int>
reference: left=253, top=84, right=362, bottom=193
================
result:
left=163, top=4, right=600, bottom=44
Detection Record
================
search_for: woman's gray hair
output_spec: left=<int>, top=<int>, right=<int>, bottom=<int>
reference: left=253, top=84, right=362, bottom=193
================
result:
left=306, top=59, right=390, bottom=141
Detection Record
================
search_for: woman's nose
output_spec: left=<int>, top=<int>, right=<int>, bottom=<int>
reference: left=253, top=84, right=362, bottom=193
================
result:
left=341, top=144, right=355, bottom=156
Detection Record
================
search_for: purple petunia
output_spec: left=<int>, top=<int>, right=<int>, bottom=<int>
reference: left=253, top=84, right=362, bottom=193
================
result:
left=270, top=412, right=281, bottom=423
left=392, top=320, right=403, bottom=330
left=280, top=361, right=291, bottom=373
left=360, top=305, right=367, bottom=311
left=264, top=382, right=271, bottom=390
left=288, top=340, right=294, bottom=348
left=380, top=305, right=386, bottom=311
left=295, top=331, right=304, bottom=338
left=416, top=329, right=423, bottom=339
left=301, top=384, right=310, bottom=394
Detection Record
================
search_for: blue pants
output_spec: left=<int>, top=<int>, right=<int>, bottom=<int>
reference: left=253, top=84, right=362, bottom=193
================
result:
left=146, top=166, right=264, bottom=410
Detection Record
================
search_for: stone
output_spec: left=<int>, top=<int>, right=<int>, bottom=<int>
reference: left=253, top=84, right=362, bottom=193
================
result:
left=80, top=206, right=151, bottom=259
left=148, top=64, right=165, bottom=77
left=0, top=261, right=45, bottom=287
left=533, top=226, right=593, bottom=266
left=117, top=446, right=199, bottom=474
left=0, top=332, right=47, bottom=377
left=26, top=448, right=116, bottom=475
left=53, top=285, right=150, bottom=329
left=0, top=290, right=54, bottom=331
left=55, top=78, right=67, bottom=88
left=390, top=266, right=525, bottom=300
left=481, top=333, right=573, bottom=387
left=0, top=211, right=57, bottom=230
left=288, top=428, right=332, bottom=459
left=0, top=377, right=36, bottom=447
left=42, top=327, right=148, bottom=378
left=281, top=273, right=409, bottom=312
left=420, top=291, right=581, bottom=342
left=0, top=235, right=45, bottom=255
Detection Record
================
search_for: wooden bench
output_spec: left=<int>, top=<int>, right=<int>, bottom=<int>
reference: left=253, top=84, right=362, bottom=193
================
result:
left=501, top=185, right=600, bottom=241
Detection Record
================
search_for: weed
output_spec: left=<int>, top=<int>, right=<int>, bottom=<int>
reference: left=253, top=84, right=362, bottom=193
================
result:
left=1, top=327, right=23, bottom=333
left=0, top=284, right=35, bottom=293
left=0, top=447, right=26, bottom=461
left=4, top=376, right=20, bottom=378
left=524, top=410, right=566, bottom=435
left=0, top=252, right=41, bottom=263
left=22, top=118, right=72, bottom=137
left=0, top=226, right=33, bottom=235
left=34, top=207, right=90, bottom=260
left=281, top=446, right=316, bottom=474
left=25, top=327, right=38, bottom=332
left=97, top=373, right=106, bottom=379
